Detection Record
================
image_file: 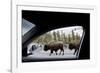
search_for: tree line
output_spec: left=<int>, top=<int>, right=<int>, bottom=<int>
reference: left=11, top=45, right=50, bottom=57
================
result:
left=32, top=30, right=81, bottom=45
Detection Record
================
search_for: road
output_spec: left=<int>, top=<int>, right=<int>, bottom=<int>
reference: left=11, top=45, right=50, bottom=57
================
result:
left=22, top=46, right=77, bottom=62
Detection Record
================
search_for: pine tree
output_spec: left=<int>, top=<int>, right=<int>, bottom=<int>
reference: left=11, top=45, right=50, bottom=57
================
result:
left=63, top=33, right=66, bottom=44
left=56, top=31, right=60, bottom=41
left=53, top=31, right=57, bottom=41
left=68, top=34, right=71, bottom=43
left=65, top=36, right=68, bottom=44
left=72, top=30, right=75, bottom=40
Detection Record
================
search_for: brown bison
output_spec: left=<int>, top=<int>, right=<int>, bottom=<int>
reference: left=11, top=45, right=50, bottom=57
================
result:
left=44, top=43, right=64, bottom=56
left=68, top=43, right=80, bottom=56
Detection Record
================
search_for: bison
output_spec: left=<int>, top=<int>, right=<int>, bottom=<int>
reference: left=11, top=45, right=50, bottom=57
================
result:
left=44, top=43, right=64, bottom=56
left=68, top=43, right=80, bottom=56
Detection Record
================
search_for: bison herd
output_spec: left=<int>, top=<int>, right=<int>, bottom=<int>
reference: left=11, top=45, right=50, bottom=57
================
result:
left=28, top=42, right=80, bottom=56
